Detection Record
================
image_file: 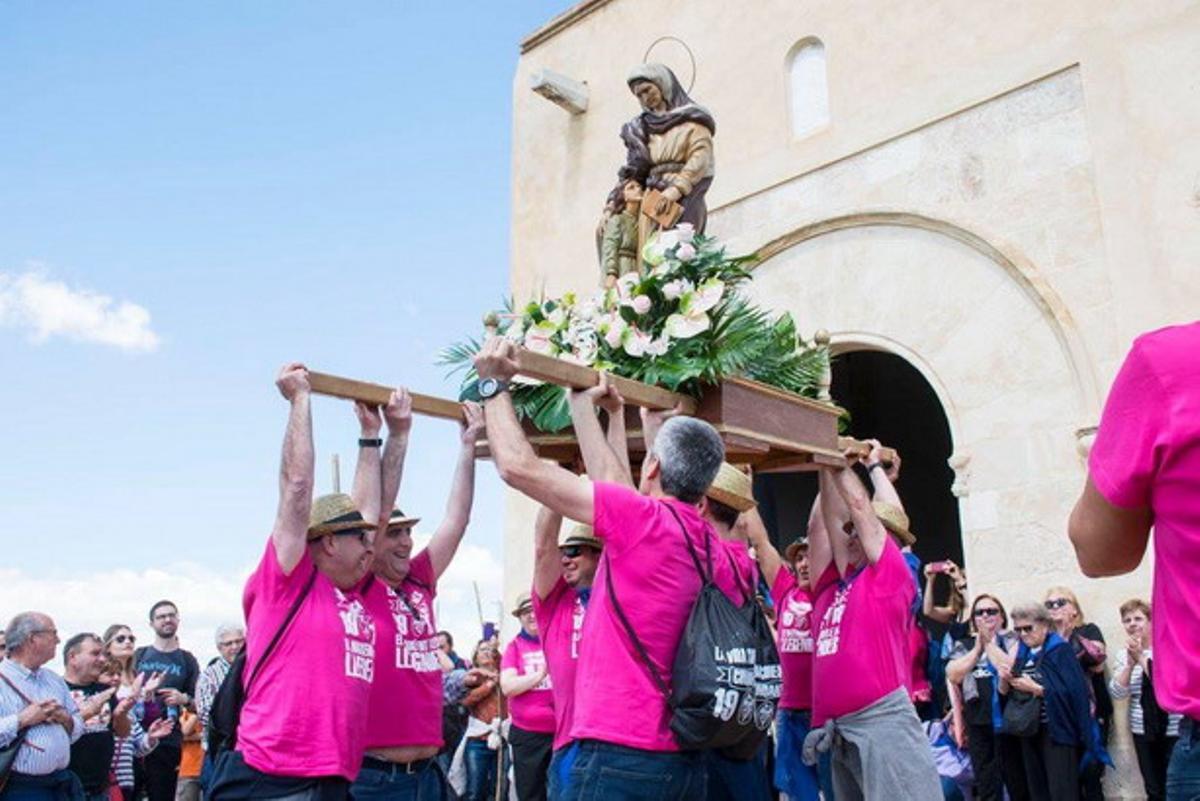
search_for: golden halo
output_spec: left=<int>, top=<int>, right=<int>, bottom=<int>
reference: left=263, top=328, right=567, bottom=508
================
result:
left=642, top=36, right=697, bottom=94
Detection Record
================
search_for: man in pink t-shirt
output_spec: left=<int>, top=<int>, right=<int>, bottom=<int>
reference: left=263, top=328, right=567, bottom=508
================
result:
left=804, top=456, right=941, bottom=799
left=1069, top=322, right=1200, bottom=795
left=500, top=594, right=555, bottom=801
left=348, top=390, right=485, bottom=800
left=472, top=337, right=735, bottom=801
left=209, top=364, right=378, bottom=801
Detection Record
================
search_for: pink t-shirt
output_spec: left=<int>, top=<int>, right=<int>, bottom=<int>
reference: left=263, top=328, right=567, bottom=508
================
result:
left=811, top=539, right=915, bottom=725
left=569, top=482, right=738, bottom=752
left=1089, top=322, right=1200, bottom=719
left=363, top=550, right=443, bottom=749
left=770, top=569, right=814, bottom=711
left=532, top=578, right=586, bottom=750
left=239, top=540, right=377, bottom=780
left=501, top=633, right=556, bottom=733
left=907, top=622, right=932, bottom=703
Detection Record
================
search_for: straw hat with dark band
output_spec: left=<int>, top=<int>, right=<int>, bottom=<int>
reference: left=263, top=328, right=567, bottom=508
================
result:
left=784, top=538, right=809, bottom=564
left=511, top=593, right=534, bottom=617
left=705, top=463, right=756, bottom=512
left=872, top=501, right=917, bottom=547
left=559, top=524, right=603, bottom=551
left=307, top=493, right=371, bottom=540
left=385, top=508, right=421, bottom=529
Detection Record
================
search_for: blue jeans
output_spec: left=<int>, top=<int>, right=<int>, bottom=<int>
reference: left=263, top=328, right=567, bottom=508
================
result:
left=463, top=738, right=500, bottom=801
left=547, top=744, right=580, bottom=801
left=350, top=761, right=450, bottom=801
left=1168, top=717, right=1200, bottom=801
left=704, top=742, right=771, bottom=801
left=774, top=709, right=832, bottom=801
left=561, top=740, right=705, bottom=801
left=1, top=770, right=85, bottom=800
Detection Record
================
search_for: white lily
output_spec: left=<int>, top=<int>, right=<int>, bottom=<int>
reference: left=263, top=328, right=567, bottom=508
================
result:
left=622, top=327, right=651, bottom=357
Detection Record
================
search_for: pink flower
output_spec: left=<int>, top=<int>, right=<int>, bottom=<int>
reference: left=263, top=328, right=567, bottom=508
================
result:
left=632, top=295, right=652, bottom=315
left=675, top=242, right=697, bottom=262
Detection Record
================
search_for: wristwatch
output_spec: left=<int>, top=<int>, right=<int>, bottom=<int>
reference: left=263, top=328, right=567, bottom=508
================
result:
left=477, top=378, right=510, bottom=400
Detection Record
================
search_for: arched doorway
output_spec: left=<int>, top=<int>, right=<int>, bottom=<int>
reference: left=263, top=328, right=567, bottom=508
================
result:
left=753, top=349, right=964, bottom=577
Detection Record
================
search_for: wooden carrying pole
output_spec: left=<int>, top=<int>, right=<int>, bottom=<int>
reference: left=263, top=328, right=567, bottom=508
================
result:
left=511, top=348, right=698, bottom=414
left=307, top=372, right=465, bottom=421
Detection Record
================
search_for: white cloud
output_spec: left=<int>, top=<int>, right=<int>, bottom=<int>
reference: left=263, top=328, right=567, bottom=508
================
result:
left=0, top=534, right=504, bottom=668
left=0, top=269, right=160, bottom=352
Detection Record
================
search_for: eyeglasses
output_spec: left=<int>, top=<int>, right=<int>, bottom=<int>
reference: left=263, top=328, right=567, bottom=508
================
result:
left=113, top=634, right=136, bottom=644
left=1013, top=624, right=1035, bottom=634
left=219, top=639, right=245, bottom=649
left=331, top=528, right=371, bottom=544
left=1044, top=598, right=1070, bottom=610
left=973, top=608, right=1001, bottom=618
left=560, top=545, right=590, bottom=558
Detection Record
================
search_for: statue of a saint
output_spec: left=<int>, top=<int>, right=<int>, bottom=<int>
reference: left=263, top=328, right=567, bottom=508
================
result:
left=597, top=63, right=716, bottom=286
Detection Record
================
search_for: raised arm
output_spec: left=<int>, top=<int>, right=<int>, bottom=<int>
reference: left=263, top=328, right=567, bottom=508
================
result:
left=830, top=455, right=888, bottom=565
left=864, top=439, right=903, bottom=511
left=805, top=491, right=833, bottom=589
left=533, top=505, right=565, bottom=600
left=426, top=403, right=485, bottom=579
left=350, top=402, right=383, bottom=529
left=379, top=388, right=414, bottom=525
left=568, top=374, right=632, bottom=487
left=818, top=470, right=852, bottom=577
left=739, top=506, right=782, bottom=587
left=474, top=339, right=595, bottom=524
left=272, top=363, right=315, bottom=575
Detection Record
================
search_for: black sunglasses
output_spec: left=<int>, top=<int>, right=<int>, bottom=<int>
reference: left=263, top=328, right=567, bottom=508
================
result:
left=113, top=634, right=136, bottom=644
left=1013, top=624, right=1035, bottom=634
left=1044, top=598, right=1069, bottom=610
left=332, top=527, right=371, bottom=543
left=973, top=608, right=1001, bottom=618
left=560, top=545, right=591, bottom=558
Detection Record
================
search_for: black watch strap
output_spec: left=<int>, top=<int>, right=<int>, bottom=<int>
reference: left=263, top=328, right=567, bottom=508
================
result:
left=358, top=438, right=383, bottom=448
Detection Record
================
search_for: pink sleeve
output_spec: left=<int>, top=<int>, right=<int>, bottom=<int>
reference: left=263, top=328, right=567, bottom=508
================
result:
left=593, top=482, right=649, bottom=555
left=770, top=567, right=798, bottom=610
left=249, top=539, right=314, bottom=604
left=500, top=640, right=520, bottom=672
left=1089, top=341, right=1165, bottom=509
left=408, top=549, right=437, bottom=596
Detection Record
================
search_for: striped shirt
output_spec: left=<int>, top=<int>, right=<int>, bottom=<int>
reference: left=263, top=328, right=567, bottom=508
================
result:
left=0, top=658, right=85, bottom=775
left=195, top=657, right=232, bottom=733
left=1109, top=648, right=1183, bottom=737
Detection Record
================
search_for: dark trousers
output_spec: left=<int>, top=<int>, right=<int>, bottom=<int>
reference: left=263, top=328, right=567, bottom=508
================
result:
left=703, top=743, right=772, bottom=801
left=1019, top=727, right=1079, bottom=801
left=508, top=725, right=553, bottom=801
left=208, top=750, right=350, bottom=801
left=966, top=724, right=1029, bottom=801
left=0, top=770, right=84, bottom=801
left=1167, top=718, right=1200, bottom=801
left=463, top=738, right=504, bottom=801
left=1134, top=733, right=1177, bottom=801
left=561, top=740, right=704, bottom=801
left=142, top=743, right=182, bottom=801
left=350, top=760, right=450, bottom=801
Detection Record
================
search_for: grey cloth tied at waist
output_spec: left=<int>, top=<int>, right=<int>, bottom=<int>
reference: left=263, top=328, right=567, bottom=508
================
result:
left=801, top=687, right=942, bottom=801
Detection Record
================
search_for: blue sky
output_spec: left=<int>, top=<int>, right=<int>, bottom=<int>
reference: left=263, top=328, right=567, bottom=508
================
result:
left=0, top=1, right=574, bottom=660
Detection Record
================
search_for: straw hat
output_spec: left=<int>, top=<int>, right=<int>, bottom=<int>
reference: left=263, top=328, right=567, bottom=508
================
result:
left=511, top=593, right=534, bottom=617
left=384, top=508, right=421, bottom=530
left=783, top=538, right=809, bottom=564
left=705, top=463, right=756, bottom=512
left=559, top=524, right=603, bottom=551
left=872, top=501, right=916, bottom=547
left=307, top=493, right=371, bottom=540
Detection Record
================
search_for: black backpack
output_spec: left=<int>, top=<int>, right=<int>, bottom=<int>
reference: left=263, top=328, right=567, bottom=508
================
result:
left=607, top=504, right=781, bottom=754
left=207, top=567, right=316, bottom=755
left=1140, top=657, right=1171, bottom=741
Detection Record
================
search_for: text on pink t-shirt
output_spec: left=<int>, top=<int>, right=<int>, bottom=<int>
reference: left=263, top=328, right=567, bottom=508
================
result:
left=501, top=633, right=556, bottom=734
left=770, top=568, right=814, bottom=711
left=569, top=482, right=738, bottom=752
left=363, top=550, right=443, bottom=749
left=238, top=539, right=376, bottom=780
left=811, top=539, right=915, bottom=725
left=532, top=578, right=587, bottom=750
left=1089, top=322, right=1200, bottom=719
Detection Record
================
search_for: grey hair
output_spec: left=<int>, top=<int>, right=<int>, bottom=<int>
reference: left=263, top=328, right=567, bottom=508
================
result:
left=214, top=623, right=245, bottom=645
left=652, top=417, right=725, bottom=503
left=1009, top=602, right=1053, bottom=627
left=5, top=612, right=48, bottom=654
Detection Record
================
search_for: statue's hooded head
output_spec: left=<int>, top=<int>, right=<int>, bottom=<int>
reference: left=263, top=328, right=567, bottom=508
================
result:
left=625, top=63, right=715, bottom=135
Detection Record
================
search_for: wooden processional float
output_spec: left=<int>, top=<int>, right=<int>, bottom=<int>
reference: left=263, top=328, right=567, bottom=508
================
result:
left=306, top=347, right=894, bottom=473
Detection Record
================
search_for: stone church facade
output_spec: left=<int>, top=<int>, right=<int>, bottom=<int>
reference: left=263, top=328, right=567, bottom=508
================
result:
left=503, top=2, right=1200, bottom=794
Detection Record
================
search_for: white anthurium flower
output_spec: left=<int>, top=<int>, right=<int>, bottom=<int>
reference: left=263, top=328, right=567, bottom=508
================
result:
left=547, top=306, right=567, bottom=327
left=681, top=278, right=724, bottom=315
left=622, top=327, right=651, bottom=357
left=646, top=334, right=671, bottom=357
left=662, top=278, right=693, bottom=301
left=642, top=229, right=678, bottom=266
left=631, top=294, right=652, bottom=315
left=658, top=229, right=681, bottom=250
left=524, top=326, right=556, bottom=354
left=616, top=272, right=640, bottom=301
left=665, top=310, right=711, bottom=339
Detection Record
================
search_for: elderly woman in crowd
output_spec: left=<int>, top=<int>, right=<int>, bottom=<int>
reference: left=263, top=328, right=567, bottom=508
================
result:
left=1109, top=598, right=1181, bottom=801
left=1043, top=586, right=1110, bottom=800
left=458, top=638, right=508, bottom=801
left=1001, top=602, right=1101, bottom=801
left=946, top=594, right=1027, bottom=801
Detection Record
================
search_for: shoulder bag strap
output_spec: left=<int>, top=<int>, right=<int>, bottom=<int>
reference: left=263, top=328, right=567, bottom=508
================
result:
left=0, top=670, right=33, bottom=707
left=245, top=565, right=318, bottom=691
left=664, top=504, right=711, bottom=584
left=603, top=550, right=672, bottom=702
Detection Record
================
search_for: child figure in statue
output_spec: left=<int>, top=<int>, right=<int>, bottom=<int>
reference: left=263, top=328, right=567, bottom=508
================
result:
left=598, top=180, right=643, bottom=288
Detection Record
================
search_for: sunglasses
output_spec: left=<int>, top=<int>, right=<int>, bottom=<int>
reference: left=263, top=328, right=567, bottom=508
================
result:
left=973, top=608, right=1001, bottom=618
left=1013, top=624, right=1035, bottom=634
left=560, top=545, right=594, bottom=559
left=113, top=634, right=136, bottom=644
left=1044, top=598, right=1070, bottom=610
left=332, top=528, right=371, bottom=543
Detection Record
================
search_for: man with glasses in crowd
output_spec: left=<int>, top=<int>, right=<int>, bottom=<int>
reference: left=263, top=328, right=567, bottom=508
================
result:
left=208, top=363, right=379, bottom=801
left=134, top=600, right=200, bottom=801
left=0, top=612, right=86, bottom=799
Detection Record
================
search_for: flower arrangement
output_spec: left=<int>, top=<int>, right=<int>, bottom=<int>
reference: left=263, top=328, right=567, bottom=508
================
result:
left=440, top=225, right=828, bottom=432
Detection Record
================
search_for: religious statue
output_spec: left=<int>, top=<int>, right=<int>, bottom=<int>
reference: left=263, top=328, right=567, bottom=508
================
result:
left=597, top=63, right=716, bottom=286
